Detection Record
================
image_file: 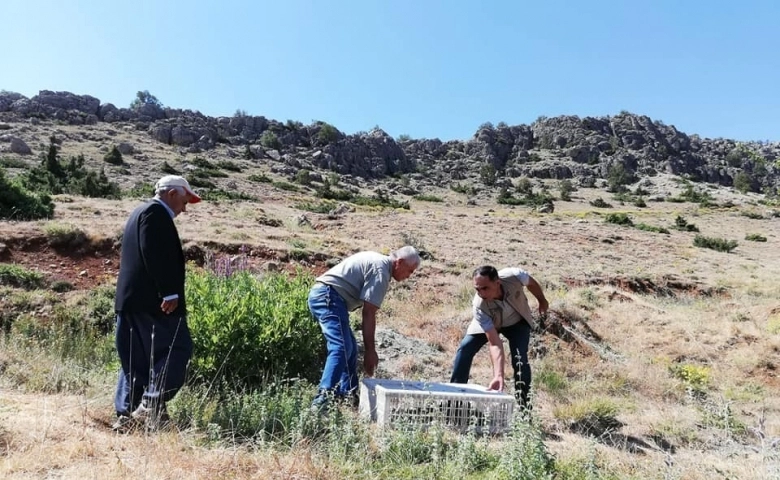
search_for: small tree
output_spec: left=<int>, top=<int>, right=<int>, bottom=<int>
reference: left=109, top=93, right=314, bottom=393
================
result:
left=480, top=164, right=497, bottom=186
left=516, top=177, right=533, bottom=195
left=130, top=90, right=163, bottom=109
left=260, top=131, right=281, bottom=150
left=0, top=168, right=54, bottom=220
left=316, top=123, right=340, bottom=145
left=607, top=163, right=636, bottom=193
left=103, top=146, right=123, bottom=165
left=558, top=179, right=574, bottom=201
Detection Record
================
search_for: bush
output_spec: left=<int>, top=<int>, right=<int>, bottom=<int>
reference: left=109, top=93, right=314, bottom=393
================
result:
left=674, top=215, right=699, bottom=232
left=0, top=168, right=54, bottom=220
left=103, top=146, right=123, bottom=165
left=412, top=194, right=443, bottom=203
left=186, top=268, right=323, bottom=388
left=607, top=163, right=636, bottom=192
left=316, top=123, right=340, bottom=145
left=247, top=173, right=272, bottom=183
left=733, top=171, right=756, bottom=193
left=694, top=235, right=738, bottom=253
left=160, top=161, right=179, bottom=174
left=217, top=160, right=242, bottom=172
left=479, top=164, right=497, bottom=186
left=450, top=183, right=477, bottom=196
left=0, top=263, right=46, bottom=289
left=43, top=223, right=90, bottom=250
left=295, top=201, right=336, bottom=214
left=635, top=223, right=670, bottom=234
left=295, top=169, right=312, bottom=185
left=589, top=197, right=612, bottom=208
left=745, top=233, right=767, bottom=242
left=558, top=179, right=574, bottom=201
left=605, top=212, right=633, bottom=226
left=24, top=145, right=120, bottom=199
left=260, top=131, right=281, bottom=150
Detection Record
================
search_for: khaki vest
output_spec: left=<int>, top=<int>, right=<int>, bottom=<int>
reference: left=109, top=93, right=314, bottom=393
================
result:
left=467, top=273, right=536, bottom=334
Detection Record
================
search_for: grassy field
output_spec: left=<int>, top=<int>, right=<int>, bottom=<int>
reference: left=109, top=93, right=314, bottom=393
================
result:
left=1, top=130, right=780, bottom=478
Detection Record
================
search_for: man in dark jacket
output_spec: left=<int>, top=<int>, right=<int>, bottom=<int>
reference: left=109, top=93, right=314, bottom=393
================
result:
left=113, top=175, right=201, bottom=431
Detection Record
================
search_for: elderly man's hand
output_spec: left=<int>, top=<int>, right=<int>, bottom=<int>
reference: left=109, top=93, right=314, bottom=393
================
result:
left=161, top=298, right=179, bottom=315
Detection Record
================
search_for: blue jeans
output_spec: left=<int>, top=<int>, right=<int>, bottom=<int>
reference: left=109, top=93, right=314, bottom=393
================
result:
left=450, top=320, right=532, bottom=406
left=308, top=283, right=358, bottom=398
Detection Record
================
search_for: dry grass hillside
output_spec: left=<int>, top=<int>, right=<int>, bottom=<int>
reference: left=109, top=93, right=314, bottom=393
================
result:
left=1, top=119, right=779, bottom=479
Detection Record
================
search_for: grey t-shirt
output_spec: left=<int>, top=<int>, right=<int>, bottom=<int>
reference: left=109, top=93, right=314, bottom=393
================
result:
left=315, top=251, right=392, bottom=311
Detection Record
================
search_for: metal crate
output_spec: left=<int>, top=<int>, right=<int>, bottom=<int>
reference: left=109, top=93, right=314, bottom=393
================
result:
left=359, top=378, right=515, bottom=434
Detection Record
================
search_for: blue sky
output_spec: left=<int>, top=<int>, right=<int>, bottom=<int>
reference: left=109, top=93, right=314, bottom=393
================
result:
left=2, top=0, right=778, bottom=141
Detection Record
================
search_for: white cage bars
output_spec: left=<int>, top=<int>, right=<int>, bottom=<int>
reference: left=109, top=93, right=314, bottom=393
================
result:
left=359, top=379, right=515, bottom=434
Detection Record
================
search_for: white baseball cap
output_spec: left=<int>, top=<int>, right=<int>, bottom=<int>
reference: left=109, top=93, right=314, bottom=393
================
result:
left=155, top=175, right=202, bottom=203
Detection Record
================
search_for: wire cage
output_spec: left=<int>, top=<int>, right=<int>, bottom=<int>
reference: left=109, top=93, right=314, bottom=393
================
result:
left=359, top=378, right=515, bottom=434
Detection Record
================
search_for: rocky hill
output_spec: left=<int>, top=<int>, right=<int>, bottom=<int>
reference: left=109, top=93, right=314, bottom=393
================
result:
left=1, top=89, right=779, bottom=195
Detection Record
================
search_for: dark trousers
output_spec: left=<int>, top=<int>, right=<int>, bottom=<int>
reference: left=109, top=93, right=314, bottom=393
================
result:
left=114, top=312, right=193, bottom=416
left=450, top=320, right=532, bottom=406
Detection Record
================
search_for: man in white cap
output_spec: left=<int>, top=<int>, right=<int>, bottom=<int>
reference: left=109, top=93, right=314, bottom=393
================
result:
left=112, top=175, right=201, bottom=431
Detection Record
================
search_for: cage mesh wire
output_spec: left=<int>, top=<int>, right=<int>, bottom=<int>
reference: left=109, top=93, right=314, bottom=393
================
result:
left=359, top=379, right=514, bottom=434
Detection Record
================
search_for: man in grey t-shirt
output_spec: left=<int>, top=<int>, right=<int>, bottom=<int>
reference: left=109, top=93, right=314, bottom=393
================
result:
left=309, top=246, right=421, bottom=410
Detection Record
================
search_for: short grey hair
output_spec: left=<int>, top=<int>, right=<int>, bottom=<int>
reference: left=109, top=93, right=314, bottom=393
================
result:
left=155, top=185, right=185, bottom=197
left=390, top=245, right=421, bottom=268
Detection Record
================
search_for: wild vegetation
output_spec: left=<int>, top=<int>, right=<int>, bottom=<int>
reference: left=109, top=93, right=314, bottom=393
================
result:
left=0, top=106, right=778, bottom=479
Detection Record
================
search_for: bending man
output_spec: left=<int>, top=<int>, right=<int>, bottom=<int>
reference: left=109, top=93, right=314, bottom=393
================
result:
left=309, top=246, right=421, bottom=411
left=450, top=265, right=548, bottom=407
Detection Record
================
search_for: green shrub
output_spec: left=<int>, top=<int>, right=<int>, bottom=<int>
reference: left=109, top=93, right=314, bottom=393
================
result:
left=124, top=182, right=155, bottom=198
left=170, top=381, right=326, bottom=442
left=606, top=163, right=636, bottom=192
left=160, top=161, right=179, bottom=174
left=635, top=223, right=670, bottom=234
left=516, top=177, right=533, bottom=195
left=260, top=130, right=281, bottom=150
left=694, top=235, right=738, bottom=253
left=43, top=223, right=90, bottom=249
left=674, top=215, right=699, bottom=232
left=103, top=146, right=123, bottom=165
left=0, top=168, right=54, bottom=220
left=450, top=183, right=476, bottom=195
left=317, top=184, right=354, bottom=201
left=186, top=176, right=217, bottom=189
left=589, top=197, right=612, bottom=208
left=352, top=191, right=410, bottom=210
left=479, top=164, right=497, bottom=186
left=186, top=268, right=323, bottom=388
left=295, top=169, right=312, bottom=185
left=670, top=363, right=710, bottom=395
left=0, top=157, right=29, bottom=169
left=217, top=160, right=242, bottom=172
left=198, top=189, right=256, bottom=202
left=605, top=212, right=633, bottom=226
left=295, top=201, right=336, bottom=213
left=24, top=143, right=121, bottom=199
left=741, top=210, right=764, bottom=219
left=558, top=179, right=574, bottom=201
left=316, top=123, right=340, bottom=145
left=412, top=194, right=443, bottom=203
left=745, top=233, right=767, bottom=242
left=247, top=173, right=272, bottom=183
left=0, top=263, right=46, bottom=289
left=272, top=181, right=300, bottom=192
left=733, top=171, right=755, bottom=193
